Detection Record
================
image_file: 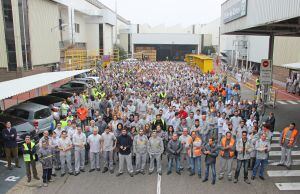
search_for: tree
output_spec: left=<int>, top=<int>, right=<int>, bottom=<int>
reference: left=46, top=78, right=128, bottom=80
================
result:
left=202, top=46, right=216, bottom=55
left=114, top=44, right=127, bottom=60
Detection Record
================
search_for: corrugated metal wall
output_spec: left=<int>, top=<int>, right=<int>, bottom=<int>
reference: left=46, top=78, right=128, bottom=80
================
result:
left=0, top=1, right=8, bottom=68
left=273, top=37, right=300, bottom=66
left=221, top=0, right=300, bottom=34
left=28, top=0, right=60, bottom=66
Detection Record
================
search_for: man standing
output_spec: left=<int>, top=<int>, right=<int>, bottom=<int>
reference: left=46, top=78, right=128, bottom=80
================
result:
left=116, top=129, right=134, bottom=177
left=73, top=127, right=86, bottom=175
left=252, top=133, right=271, bottom=180
left=179, top=128, right=191, bottom=170
left=278, top=123, right=298, bottom=169
left=133, top=129, right=148, bottom=175
left=101, top=127, right=117, bottom=174
left=58, top=131, right=73, bottom=176
left=22, top=135, right=39, bottom=182
left=187, top=131, right=202, bottom=178
left=2, top=121, right=20, bottom=169
left=148, top=131, right=164, bottom=175
left=167, top=133, right=183, bottom=175
left=234, top=131, right=253, bottom=184
left=152, top=114, right=167, bottom=132
left=218, top=131, right=235, bottom=181
left=87, top=127, right=101, bottom=172
left=202, top=137, right=219, bottom=185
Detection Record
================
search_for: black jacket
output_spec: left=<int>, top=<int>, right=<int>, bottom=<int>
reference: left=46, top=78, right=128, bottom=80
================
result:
left=117, top=134, right=132, bottom=155
left=2, top=127, right=17, bottom=148
left=265, top=116, right=275, bottom=132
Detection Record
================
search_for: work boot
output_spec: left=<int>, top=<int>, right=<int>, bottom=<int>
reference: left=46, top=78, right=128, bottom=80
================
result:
left=96, top=168, right=100, bottom=171
left=129, top=173, right=134, bottom=177
left=212, top=180, right=216, bottom=185
left=102, top=167, right=108, bottom=173
left=202, top=178, right=208, bottom=182
left=116, top=172, right=123, bottom=177
left=244, top=179, right=250, bottom=184
left=89, top=169, right=95, bottom=172
left=27, top=178, right=31, bottom=183
left=251, top=176, right=255, bottom=180
left=189, top=172, right=195, bottom=176
left=176, top=171, right=181, bottom=175
left=140, top=170, right=145, bottom=175
left=109, top=169, right=114, bottom=174
left=218, top=176, right=223, bottom=180
left=135, top=171, right=140, bottom=175
left=148, top=171, right=153, bottom=175
left=167, top=171, right=172, bottom=175
left=233, top=179, right=238, bottom=183
left=259, top=176, right=265, bottom=180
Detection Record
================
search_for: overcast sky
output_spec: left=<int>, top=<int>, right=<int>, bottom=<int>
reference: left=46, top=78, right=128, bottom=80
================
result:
left=100, top=0, right=224, bottom=26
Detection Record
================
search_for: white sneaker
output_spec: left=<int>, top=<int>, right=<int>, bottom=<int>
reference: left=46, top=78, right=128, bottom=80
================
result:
left=43, top=183, right=48, bottom=187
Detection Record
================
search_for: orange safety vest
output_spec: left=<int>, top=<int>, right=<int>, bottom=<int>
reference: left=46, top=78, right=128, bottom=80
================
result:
left=281, top=127, right=298, bottom=146
left=220, top=137, right=235, bottom=157
left=187, top=136, right=202, bottom=157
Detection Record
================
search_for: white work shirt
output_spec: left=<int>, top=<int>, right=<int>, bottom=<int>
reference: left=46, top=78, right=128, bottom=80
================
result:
left=72, top=132, right=86, bottom=150
left=87, top=134, right=101, bottom=153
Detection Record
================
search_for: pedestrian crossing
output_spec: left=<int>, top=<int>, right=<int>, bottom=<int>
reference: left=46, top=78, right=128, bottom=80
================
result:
left=267, top=131, right=300, bottom=191
left=277, top=100, right=300, bottom=105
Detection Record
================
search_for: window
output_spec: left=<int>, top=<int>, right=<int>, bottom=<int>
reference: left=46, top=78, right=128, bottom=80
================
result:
left=75, top=23, right=80, bottom=33
left=70, top=83, right=84, bottom=87
left=99, top=24, right=103, bottom=50
left=3, top=0, right=17, bottom=71
left=5, top=109, right=30, bottom=120
left=61, top=83, right=72, bottom=89
left=34, top=108, right=51, bottom=119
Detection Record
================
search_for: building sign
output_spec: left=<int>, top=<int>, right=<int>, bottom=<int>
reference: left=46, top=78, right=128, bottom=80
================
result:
left=260, top=59, right=272, bottom=85
left=223, top=0, right=247, bottom=23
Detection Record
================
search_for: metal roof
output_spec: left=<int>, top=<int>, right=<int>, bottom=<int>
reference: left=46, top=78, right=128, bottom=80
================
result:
left=281, top=63, right=300, bottom=70
left=0, top=69, right=91, bottom=100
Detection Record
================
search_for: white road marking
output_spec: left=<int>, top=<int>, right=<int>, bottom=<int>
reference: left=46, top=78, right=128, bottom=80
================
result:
left=157, top=174, right=161, bottom=194
left=269, top=151, right=300, bottom=156
left=275, top=183, right=300, bottom=191
left=5, top=176, right=20, bottom=182
left=271, top=143, right=281, bottom=148
left=267, top=170, right=300, bottom=177
left=277, top=101, right=288, bottom=104
left=0, top=160, right=15, bottom=166
left=269, top=160, right=300, bottom=166
left=273, top=131, right=280, bottom=135
left=287, top=100, right=298, bottom=104
left=272, top=136, right=280, bottom=141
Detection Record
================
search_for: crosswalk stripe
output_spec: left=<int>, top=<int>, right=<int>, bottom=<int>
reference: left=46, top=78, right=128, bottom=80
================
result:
left=275, top=183, right=300, bottom=191
left=272, top=136, right=280, bottom=141
left=287, top=100, right=298, bottom=104
left=268, top=170, right=300, bottom=177
left=271, top=143, right=281, bottom=148
left=273, top=131, right=280, bottom=135
left=269, top=151, right=300, bottom=156
left=277, top=101, right=288, bottom=104
left=269, top=160, right=300, bottom=166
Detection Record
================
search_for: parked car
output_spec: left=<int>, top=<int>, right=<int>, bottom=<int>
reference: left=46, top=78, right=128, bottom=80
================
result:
left=0, top=114, right=35, bottom=157
left=4, top=102, right=54, bottom=134
left=75, top=77, right=100, bottom=86
left=49, top=91, right=73, bottom=99
left=52, top=81, right=92, bottom=94
left=25, top=95, right=65, bottom=108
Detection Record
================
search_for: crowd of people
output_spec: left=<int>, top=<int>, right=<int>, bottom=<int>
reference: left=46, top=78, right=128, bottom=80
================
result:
left=2, top=61, right=298, bottom=187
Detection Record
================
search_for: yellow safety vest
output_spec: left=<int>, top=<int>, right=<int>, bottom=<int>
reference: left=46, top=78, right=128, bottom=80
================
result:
left=23, top=142, right=36, bottom=162
left=60, top=120, right=68, bottom=128
left=100, top=92, right=106, bottom=98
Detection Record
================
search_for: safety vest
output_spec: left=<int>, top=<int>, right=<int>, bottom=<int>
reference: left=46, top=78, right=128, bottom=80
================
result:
left=92, top=88, right=99, bottom=97
left=159, top=92, right=167, bottom=99
left=281, top=127, right=298, bottom=146
left=23, top=142, right=36, bottom=162
left=256, top=79, right=260, bottom=86
left=220, top=137, right=235, bottom=158
left=153, top=119, right=165, bottom=129
left=60, top=120, right=68, bottom=129
left=100, top=92, right=106, bottom=99
left=187, top=136, right=202, bottom=157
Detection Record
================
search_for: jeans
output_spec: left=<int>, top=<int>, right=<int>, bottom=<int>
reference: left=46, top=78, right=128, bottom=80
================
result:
left=205, top=163, right=216, bottom=181
left=235, top=159, right=249, bottom=180
left=25, top=161, right=38, bottom=180
left=168, top=157, right=180, bottom=172
left=190, top=156, right=201, bottom=175
left=252, top=159, right=267, bottom=177
left=103, top=150, right=114, bottom=170
left=75, top=149, right=85, bottom=173
left=42, top=168, right=52, bottom=183
left=149, top=153, right=162, bottom=173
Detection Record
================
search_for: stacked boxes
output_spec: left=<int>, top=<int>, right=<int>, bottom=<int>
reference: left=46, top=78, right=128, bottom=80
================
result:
left=134, top=46, right=157, bottom=61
